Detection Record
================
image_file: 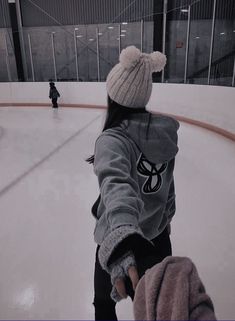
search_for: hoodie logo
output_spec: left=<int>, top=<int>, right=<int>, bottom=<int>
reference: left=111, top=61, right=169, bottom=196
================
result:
left=137, top=153, right=168, bottom=194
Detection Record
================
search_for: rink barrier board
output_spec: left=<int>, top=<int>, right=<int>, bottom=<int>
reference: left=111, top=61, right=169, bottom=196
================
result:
left=0, top=102, right=234, bottom=142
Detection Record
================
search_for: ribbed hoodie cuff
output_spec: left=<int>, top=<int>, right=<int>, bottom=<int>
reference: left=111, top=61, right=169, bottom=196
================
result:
left=98, top=225, right=145, bottom=273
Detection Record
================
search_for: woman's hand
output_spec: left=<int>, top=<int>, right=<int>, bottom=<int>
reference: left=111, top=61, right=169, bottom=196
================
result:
left=109, top=250, right=139, bottom=301
left=114, top=265, right=139, bottom=298
left=97, top=225, right=157, bottom=301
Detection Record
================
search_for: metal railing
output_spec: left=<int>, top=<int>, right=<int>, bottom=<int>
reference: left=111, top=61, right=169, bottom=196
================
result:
left=187, top=50, right=235, bottom=85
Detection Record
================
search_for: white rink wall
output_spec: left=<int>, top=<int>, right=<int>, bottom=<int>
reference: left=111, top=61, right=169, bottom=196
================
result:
left=0, top=82, right=235, bottom=133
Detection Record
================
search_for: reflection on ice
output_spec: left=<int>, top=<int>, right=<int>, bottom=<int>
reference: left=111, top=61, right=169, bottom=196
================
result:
left=15, top=286, right=36, bottom=310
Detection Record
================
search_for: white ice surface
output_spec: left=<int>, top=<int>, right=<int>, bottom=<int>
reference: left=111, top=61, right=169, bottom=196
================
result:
left=0, top=107, right=234, bottom=320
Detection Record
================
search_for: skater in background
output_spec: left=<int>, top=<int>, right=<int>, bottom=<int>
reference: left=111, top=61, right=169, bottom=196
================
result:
left=86, top=46, right=180, bottom=320
left=49, top=82, right=60, bottom=108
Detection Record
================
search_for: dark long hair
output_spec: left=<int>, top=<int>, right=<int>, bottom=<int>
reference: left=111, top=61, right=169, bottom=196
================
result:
left=86, top=96, right=150, bottom=164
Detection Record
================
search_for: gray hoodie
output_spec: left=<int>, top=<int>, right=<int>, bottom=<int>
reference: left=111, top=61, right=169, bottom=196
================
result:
left=93, top=113, right=179, bottom=245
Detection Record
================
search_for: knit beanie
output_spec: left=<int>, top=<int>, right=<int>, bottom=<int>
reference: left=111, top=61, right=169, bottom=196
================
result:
left=106, top=46, right=166, bottom=108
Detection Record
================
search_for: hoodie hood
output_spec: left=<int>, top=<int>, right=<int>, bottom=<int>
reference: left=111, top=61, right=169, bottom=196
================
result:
left=120, top=113, right=179, bottom=164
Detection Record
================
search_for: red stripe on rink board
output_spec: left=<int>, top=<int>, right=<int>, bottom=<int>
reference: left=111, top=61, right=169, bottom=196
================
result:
left=0, top=103, right=106, bottom=109
left=0, top=102, right=234, bottom=142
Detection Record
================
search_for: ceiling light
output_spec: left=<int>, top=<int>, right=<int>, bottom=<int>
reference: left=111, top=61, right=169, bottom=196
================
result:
left=74, top=28, right=79, bottom=31
left=120, top=34, right=126, bottom=37
left=121, top=30, right=127, bottom=33
left=108, top=26, right=114, bottom=29
left=98, top=32, right=103, bottom=36
left=195, top=36, right=200, bottom=39
left=76, top=35, right=83, bottom=38
left=122, top=22, right=128, bottom=25
left=181, top=9, right=188, bottom=13
left=220, top=32, right=226, bottom=35
left=89, top=38, right=94, bottom=41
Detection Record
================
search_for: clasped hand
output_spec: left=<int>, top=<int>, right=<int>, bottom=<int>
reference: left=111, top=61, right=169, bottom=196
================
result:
left=110, top=251, right=139, bottom=301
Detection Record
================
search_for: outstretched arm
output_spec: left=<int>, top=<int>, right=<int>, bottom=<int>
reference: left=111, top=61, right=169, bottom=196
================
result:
left=94, top=133, right=156, bottom=301
left=94, top=133, right=143, bottom=231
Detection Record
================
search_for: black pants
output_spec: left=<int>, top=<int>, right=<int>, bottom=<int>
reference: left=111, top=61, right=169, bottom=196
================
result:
left=52, top=98, right=58, bottom=108
left=93, top=228, right=172, bottom=320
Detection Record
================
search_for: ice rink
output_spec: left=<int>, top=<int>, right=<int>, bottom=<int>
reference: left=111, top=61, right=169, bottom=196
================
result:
left=0, top=106, right=235, bottom=320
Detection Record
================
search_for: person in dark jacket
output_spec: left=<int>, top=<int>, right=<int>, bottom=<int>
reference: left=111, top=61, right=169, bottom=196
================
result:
left=86, top=46, right=180, bottom=320
left=49, top=82, right=60, bottom=108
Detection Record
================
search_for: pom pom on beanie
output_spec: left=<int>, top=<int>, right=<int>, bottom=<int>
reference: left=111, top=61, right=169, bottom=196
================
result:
left=119, top=46, right=167, bottom=72
left=119, top=46, right=142, bottom=70
left=150, top=51, right=167, bottom=72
